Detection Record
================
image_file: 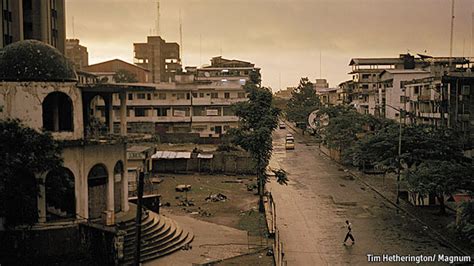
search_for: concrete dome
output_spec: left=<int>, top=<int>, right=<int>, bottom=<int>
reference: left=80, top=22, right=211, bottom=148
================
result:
left=0, top=40, right=77, bottom=82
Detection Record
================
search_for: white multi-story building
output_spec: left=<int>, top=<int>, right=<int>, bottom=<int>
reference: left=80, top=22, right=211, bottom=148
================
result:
left=93, top=57, right=259, bottom=138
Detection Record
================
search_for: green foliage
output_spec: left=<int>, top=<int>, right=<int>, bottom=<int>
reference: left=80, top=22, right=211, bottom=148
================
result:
left=286, top=78, right=320, bottom=124
left=228, top=74, right=283, bottom=210
left=113, top=69, right=138, bottom=83
left=455, top=200, right=474, bottom=244
left=318, top=105, right=368, bottom=151
left=347, top=124, right=467, bottom=171
left=0, top=119, right=63, bottom=226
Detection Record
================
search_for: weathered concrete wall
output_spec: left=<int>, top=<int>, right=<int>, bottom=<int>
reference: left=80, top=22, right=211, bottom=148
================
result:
left=0, top=224, right=116, bottom=265
left=320, top=145, right=341, bottom=162
left=61, top=142, right=128, bottom=219
left=0, top=81, right=83, bottom=140
left=152, top=151, right=256, bottom=174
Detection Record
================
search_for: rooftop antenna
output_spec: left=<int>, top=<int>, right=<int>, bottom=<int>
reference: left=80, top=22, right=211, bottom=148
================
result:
left=199, top=34, right=202, bottom=66
left=449, top=0, right=455, bottom=65
left=72, top=16, right=75, bottom=39
left=155, top=0, right=160, bottom=36
left=179, top=9, right=183, bottom=59
left=319, top=50, right=322, bottom=78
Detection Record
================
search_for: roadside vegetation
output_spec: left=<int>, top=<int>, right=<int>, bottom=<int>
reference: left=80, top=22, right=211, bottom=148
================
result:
left=0, top=119, right=63, bottom=227
left=228, top=70, right=288, bottom=212
left=283, top=83, right=473, bottom=243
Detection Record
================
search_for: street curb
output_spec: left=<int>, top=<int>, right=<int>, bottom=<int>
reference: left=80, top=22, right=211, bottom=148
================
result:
left=316, top=148, right=471, bottom=257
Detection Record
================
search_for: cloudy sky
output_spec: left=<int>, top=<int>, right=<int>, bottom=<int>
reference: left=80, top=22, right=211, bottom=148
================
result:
left=66, top=0, right=474, bottom=91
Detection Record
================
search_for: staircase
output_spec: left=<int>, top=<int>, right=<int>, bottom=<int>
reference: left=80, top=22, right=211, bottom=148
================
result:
left=117, top=207, right=194, bottom=265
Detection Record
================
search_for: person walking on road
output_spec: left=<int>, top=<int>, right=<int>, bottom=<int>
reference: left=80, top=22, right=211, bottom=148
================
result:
left=343, top=220, right=355, bottom=245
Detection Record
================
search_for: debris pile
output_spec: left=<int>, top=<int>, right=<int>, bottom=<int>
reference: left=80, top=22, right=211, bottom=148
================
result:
left=205, top=193, right=228, bottom=202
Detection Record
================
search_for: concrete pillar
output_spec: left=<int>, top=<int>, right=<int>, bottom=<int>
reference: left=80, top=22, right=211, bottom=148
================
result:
left=119, top=92, right=127, bottom=136
left=122, top=146, right=130, bottom=212
left=105, top=94, right=114, bottom=134
left=107, top=166, right=114, bottom=214
left=39, top=0, right=50, bottom=43
left=36, top=173, right=47, bottom=223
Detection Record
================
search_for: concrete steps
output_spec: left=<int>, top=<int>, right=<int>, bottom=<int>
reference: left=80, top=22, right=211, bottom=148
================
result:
left=117, top=209, right=193, bottom=265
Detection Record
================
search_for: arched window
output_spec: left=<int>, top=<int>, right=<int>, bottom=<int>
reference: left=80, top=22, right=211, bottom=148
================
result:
left=42, top=92, right=73, bottom=132
left=45, top=167, right=75, bottom=221
left=87, top=164, right=108, bottom=219
left=113, top=161, right=124, bottom=212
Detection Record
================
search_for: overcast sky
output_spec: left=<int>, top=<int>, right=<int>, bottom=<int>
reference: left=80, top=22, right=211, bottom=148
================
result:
left=66, top=0, right=474, bottom=91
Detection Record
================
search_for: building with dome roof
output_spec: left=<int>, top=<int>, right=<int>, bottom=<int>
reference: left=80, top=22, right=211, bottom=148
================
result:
left=0, top=40, right=194, bottom=264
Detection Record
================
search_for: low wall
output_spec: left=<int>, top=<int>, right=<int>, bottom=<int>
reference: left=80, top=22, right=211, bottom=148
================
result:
left=320, top=145, right=342, bottom=162
left=0, top=223, right=117, bottom=265
left=152, top=151, right=256, bottom=175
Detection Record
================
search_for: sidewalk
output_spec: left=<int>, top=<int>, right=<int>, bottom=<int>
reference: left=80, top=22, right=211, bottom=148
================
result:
left=284, top=120, right=473, bottom=258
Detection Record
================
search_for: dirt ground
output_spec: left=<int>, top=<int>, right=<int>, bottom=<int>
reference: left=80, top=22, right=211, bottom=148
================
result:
left=150, top=173, right=274, bottom=265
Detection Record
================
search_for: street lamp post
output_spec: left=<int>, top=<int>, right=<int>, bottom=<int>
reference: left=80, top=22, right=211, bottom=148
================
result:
left=386, top=104, right=403, bottom=205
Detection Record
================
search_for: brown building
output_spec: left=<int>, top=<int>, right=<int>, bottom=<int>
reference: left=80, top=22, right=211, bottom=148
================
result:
left=83, top=59, right=151, bottom=83
left=65, top=39, right=89, bottom=69
left=1, top=0, right=66, bottom=53
left=134, top=36, right=181, bottom=83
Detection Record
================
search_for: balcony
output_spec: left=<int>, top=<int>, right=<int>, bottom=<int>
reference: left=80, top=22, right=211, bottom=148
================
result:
left=191, top=116, right=239, bottom=123
left=193, top=97, right=245, bottom=106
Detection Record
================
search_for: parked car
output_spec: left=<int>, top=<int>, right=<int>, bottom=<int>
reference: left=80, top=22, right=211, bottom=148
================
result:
left=285, top=138, right=295, bottom=150
left=279, top=122, right=286, bottom=129
left=286, top=133, right=293, bottom=140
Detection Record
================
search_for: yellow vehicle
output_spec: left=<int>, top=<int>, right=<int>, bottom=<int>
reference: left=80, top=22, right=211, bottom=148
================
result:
left=285, top=138, right=295, bottom=150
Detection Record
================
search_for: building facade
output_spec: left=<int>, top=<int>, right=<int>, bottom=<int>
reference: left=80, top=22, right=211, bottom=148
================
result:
left=65, top=39, right=88, bottom=69
left=83, top=59, right=151, bottom=83
left=93, top=57, right=259, bottom=138
left=1, top=0, right=66, bottom=53
left=134, top=36, right=181, bottom=83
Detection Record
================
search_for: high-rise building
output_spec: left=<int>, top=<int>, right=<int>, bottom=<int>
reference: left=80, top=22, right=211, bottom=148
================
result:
left=134, top=36, right=181, bottom=83
left=65, top=39, right=88, bottom=69
left=1, top=0, right=66, bottom=53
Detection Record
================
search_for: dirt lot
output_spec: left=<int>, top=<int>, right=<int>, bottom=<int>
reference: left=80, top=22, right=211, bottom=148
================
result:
left=151, top=173, right=273, bottom=265
left=157, top=174, right=258, bottom=229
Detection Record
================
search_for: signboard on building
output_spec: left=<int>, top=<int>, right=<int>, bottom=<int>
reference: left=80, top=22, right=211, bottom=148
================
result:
left=206, top=109, right=219, bottom=116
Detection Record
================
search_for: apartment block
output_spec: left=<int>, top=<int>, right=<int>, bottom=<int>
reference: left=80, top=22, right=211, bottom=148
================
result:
left=65, top=39, right=88, bottom=69
left=1, top=0, right=66, bottom=53
left=92, top=57, right=258, bottom=138
left=403, top=72, right=474, bottom=156
left=134, top=36, right=181, bottom=83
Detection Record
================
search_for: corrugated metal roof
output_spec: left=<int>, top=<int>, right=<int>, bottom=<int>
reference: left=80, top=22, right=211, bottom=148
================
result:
left=197, top=154, right=214, bottom=159
left=151, top=151, right=192, bottom=159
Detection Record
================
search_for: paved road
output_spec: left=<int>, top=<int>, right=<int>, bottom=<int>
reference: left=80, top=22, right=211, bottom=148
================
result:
left=267, top=127, right=459, bottom=265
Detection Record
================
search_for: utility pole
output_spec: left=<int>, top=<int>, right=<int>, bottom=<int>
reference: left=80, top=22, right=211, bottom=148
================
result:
left=449, top=0, right=455, bottom=67
left=156, top=0, right=160, bottom=36
left=134, top=168, right=145, bottom=265
left=179, top=9, right=183, bottom=59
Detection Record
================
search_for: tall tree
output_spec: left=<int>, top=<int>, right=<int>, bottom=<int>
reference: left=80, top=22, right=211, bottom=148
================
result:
left=229, top=71, right=283, bottom=211
left=113, top=69, right=138, bottom=83
left=0, top=119, right=63, bottom=226
left=405, top=160, right=472, bottom=214
left=286, top=78, right=320, bottom=126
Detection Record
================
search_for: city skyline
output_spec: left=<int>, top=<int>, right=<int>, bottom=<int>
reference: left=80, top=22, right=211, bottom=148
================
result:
left=66, top=0, right=474, bottom=90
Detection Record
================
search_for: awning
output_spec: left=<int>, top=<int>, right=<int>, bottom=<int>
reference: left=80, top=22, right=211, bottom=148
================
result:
left=151, top=151, right=192, bottom=159
left=197, top=153, right=214, bottom=159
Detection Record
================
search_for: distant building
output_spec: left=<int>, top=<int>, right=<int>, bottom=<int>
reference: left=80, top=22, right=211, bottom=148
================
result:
left=0, top=0, right=66, bottom=53
left=274, top=87, right=296, bottom=100
left=403, top=72, right=474, bottom=156
left=348, top=54, right=470, bottom=117
left=380, top=69, right=430, bottom=120
left=91, top=57, right=259, bottom=138
left=134, top=36, right=181, bottom=83
left=316, top=88, right=338, bottom=107
left=65, top=39, right=88, bottom=69
left=83, top=59, right=151, bottom=83
left=314, top=79, right=329, bottom=92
